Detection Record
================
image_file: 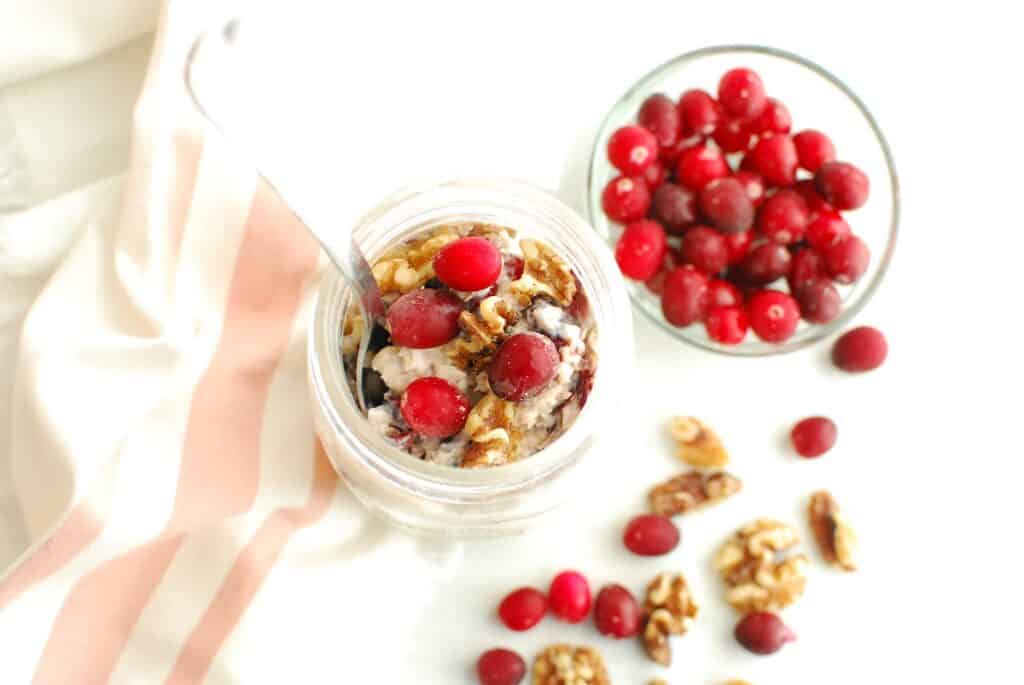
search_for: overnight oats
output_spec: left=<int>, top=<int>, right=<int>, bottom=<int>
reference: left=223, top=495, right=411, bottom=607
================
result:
left=341, top=223, right=598, bottom=469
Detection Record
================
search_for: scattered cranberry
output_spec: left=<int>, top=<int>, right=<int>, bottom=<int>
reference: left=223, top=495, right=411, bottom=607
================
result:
left=793, top=179, right=834, bottom=216
left=724, top=230, right=754, bottom=265
left=638, top=93, right=681, bottom=149
left=498, top=587, right=547, bottom=632
left=699, top=178, right=755, bottom=234
left=677, top=89, right=721, bottom=136
left=757, top=189, right=810, bottom=245
left=623, top=514, right=680, bottom=556
left=607, top=125, right=658, bottom=175
left=815, top=161, right=869, bottom=210
left=642, top=158, right=667, bottom=190
left=644, top=250, right=680, bottom=295
left=659, top=132, right=703, bottom=165
left=707, top=278, right=743, bottom=308
left=790, top=416, right=838, bottom=458
left=832, top=325, right=887, bottom=372
left=593, top=585, right=642, bottom=638
left=717, top=68, right=767, bottom=119
left=661, top=266, right=709, bottom=327
left=734, top=612, right=796, bottom=655
left=433, top=237, right=503, bottom=292
left=805, top=211, right=852, bottom=250
left=548, top=571, right=592, bottom=624
left=387, top=289, right=463, bottom=348
left=601, top=175, right=650, bottom=222
left=750, top=97, right=791, bottom=135
left=676, top=144, right=730, bottom=190
left=705, top=306, right=749, bottom=345
left=793, top=129, right=836, bottom=173
left=734, top=170, right=766, bottom=207
left=823, top=234, right=870, bottom=284
left=742, top=242, right=791, bottom=285
left=476, top=649, right=526, bottom=685
left=747, top=290, right=800, bottom=343
left=787, top=247, right=828, bottom=292
left=794, top=276, right=841, bottom=324
left=747, top=134, right=798, bottom=187
left=680, top=226, right=729, bottom=275
left=650, top=183, right=698, bottom=234
left=488, top=333, right=559, bottom=402
left=400, top=377, right=470, bottom=438
left=712, top=115, right=754, bottom=153
left=615, top=220, right=667, bottom=280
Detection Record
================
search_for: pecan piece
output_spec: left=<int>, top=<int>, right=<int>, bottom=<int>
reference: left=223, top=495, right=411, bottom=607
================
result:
left=641, top=572, right=699, bottom=666
left=714, top=519, right=809, bottom=612
left=808, top=490, right=858, bottom=571
left=510, top=238, right=577, bottom=307
left=668, top=417, right=729, bottom=468
left=461, top=393, right=518, bottom=468
left=532, top=644, right=609, bottom=685
left=648, top=471, right=742, bottom=516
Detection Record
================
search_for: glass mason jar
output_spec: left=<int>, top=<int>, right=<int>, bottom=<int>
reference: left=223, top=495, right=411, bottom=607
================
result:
left=308, top=177, right=633, bottom=537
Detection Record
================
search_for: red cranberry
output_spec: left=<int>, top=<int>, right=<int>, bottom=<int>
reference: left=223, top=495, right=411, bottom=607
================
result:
left=699, top=178, right=755, bottom=234
left=805, top=211, right=851, bottom=250
left=718, top=68, right=767, bottom=118
left=642, top=158, right=667, bottom=190
left=593, top=584, right=641, bottom=638
left=707, top=278, right=743, bottom=308
left=638, top=93, right=681, bottom=149
left=705, top=306, right=748, bottom=345
left=823, top=235, right=870, bottom=284
left=747, top=290, right=800, bottom=343
left=787, top=247, right=828, bottom=292
left=790, top=416, right=838, bottom=458
left=644, top=250, right=680, bottom=295
left=742, top=242, right=791, bottom=285
left=661, top=266, right=709, bottom=327
left=659, top=132, right=703, bottom=165
left=601, top=175, right=650, bottom=222
left=815, top=161, right=870, bottom=210
left=676, top=144, right=730, bottom=190
left=650, top=183, right=698, bottom=234
left=615, top=220, right=667, bottom=281
left=832, top=326, right=887, bottom=372
left=734, top=170, right=766, bottom=207
left=793, top=179, right=834, bottom=216
left=498, top=587, right=547, bottom=631
left=750, top=97, right=792, bottom=135
left=387, top=289, right=463, bottom=348
left=680, top=226, right=729, bottom=275
left=400, top=377, right=470, bottom=438
left=623, top=514, right=680, bottom=556
left=548, top=571, right=591, bottom=624
left=712, top=115, right=755, bottom=153
left=793, top=129, right=836, bottom=173
left=734, top=612, right=796, bottom=655
left=677, top=89, right=721, bottom=136
left=476, top=649, right=526, bottom=685
left=488, top=333, right=559, bottom=401
left=747, top=135, right=799, bottom=187
left=433, top=237, right=503, bottom=292
left=724, top=230, right=754, bottom=266
left=607, top=125, right=658, bottom=175
left=757, top=189, right=810, bottom=245
left=794, top=276, right=841, bottom=324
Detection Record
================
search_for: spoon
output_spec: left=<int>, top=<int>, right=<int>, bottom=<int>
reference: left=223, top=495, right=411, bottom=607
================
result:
left=184, top=17, right=384, bottom=411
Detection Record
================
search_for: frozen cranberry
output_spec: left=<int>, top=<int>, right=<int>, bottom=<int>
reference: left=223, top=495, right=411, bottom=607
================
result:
left=699, top=178, right=755, bottom=234
left=747, top=134, right=798, bottom=187
left=593, top=585, right=641, bottom=638
left=757, top=189, right=810, bottom=245
left=749, top=97, right=791, bottom=135
left=832, top=326, right=887, bottom=372
left=724, top=230, right=754, bottom=266
left=793, top=129, right=836, bottom=173
left=707, top=278, right=743, bottom=308
left=734, top=170, right=766, bottom=207
left=793, top=179, right=834, bottom=216
left=659, top=132, right=703, bottom=165
left=488, top=333, right=559, bottom=402
left=650, top=183, right=698, bottom=234
left=607, top=125, right=658, bottom=175
left=638, top=93, right=681, bottom=149
left=623, top=514, right=680, bottom=556
left=661, top=266, right=709, bottom=327
left=387, top=289, right=463, bottom=348
left=615, top=220, right=667, bottom=281
left=680, top=226, right=729, bottom=275
left=504, top=255, right=525, bottom=281
left=712, top=115, right=755, bottom=153
left=601, top=175, right=650, bottom=222
left=644, top=250, right=680, bottom=295
left=741, top=242, right=791, bottom=285
left=433, top=237, right=503, bottom=292
left=787, top=247, right=827, bottom=292
left=498, top=587, right=547, bottom=631
left=548, top=571, right=591, bottom=624
left=805, top=211, right=851, bottom=250
left=790, top=416, right=838, bottom=458
left=476, top=649, right=526, bottom=685
left=718, top=68, right=767, bottom=118
left=676, top=144, right=730, bottom=190
left=734, top=612, right=796, bottom=655
left=823, top=234, right=870, bottom=284
left=400, top=377, right=470, bottom=438
left=794, top=276, right=841, bottom=324
left=705, top=306, right=749, bottom=345
left=815, top=161, right=869, bottom=210
left=677, top=89, right=721, bottom=136
left=747, top=290, right=800, bottom=343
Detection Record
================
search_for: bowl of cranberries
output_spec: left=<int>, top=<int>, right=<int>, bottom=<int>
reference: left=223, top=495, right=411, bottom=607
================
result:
left=588, top=45, right=898, bottom=354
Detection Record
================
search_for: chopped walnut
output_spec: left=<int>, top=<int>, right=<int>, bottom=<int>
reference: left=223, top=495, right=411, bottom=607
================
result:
left=446, top=296, right=517, bottom=371
left=641, top=572, right=699, bottom=666
left=648, top=471, right=742, bottom=516
left=532, top=644, right=609, bottom=685
left=808, top=490, right=858, bottom=571
left=341, top=309, right=365, bottom=356
left=510, top=239, right=577, bottom=307
left=714, top=519, right=809, bottom=612
left=371, top=228, right=459, bottom=294
left=668, top=417, right=729, bottom=468
left=469, top=222, right=517, bottom=241
left=461, top=393, right=518, bottom=468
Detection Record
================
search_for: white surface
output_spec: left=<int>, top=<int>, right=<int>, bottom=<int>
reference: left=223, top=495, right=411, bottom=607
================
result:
left=1, top=1, right=1021, bottom=682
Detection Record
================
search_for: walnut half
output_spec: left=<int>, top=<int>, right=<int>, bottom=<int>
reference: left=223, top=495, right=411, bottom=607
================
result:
left=641, top=572, right=699, bottom=666
left=509, top=239, right=577, bottom=307
left=714, top=519, right=809, bottom=613
left=648, top=471, right=742, bottom=516
left=668, top=416, right=729, bottom=468
left=461, top=393, right=518, bottom=468
left=532, top=644, right=609, bottom=685
left=808, top=490, right=859, bottom=571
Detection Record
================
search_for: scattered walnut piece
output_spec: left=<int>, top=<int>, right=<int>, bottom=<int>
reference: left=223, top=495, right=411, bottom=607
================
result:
left=446, top=296, right=517, bottom=371
left=641, top=572, right=699, bottom=666
left=808, top=490, right=859, bottom=571
left=648, top=471, right=742, bottom=516
left=714, top=519, right=809, bottom=613
left=461, top=393, right=518, bottom=468
left=532, top=644, right=609, bottom=685
left=371, top=227, right=459, bottom=294
left=668, top=417, right=729, bottom=468
left=510, top=238, right=577, bottom=307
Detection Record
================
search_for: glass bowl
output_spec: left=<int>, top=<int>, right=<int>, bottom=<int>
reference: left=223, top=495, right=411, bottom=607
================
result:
left=587, top=45, right=899, bottom=355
